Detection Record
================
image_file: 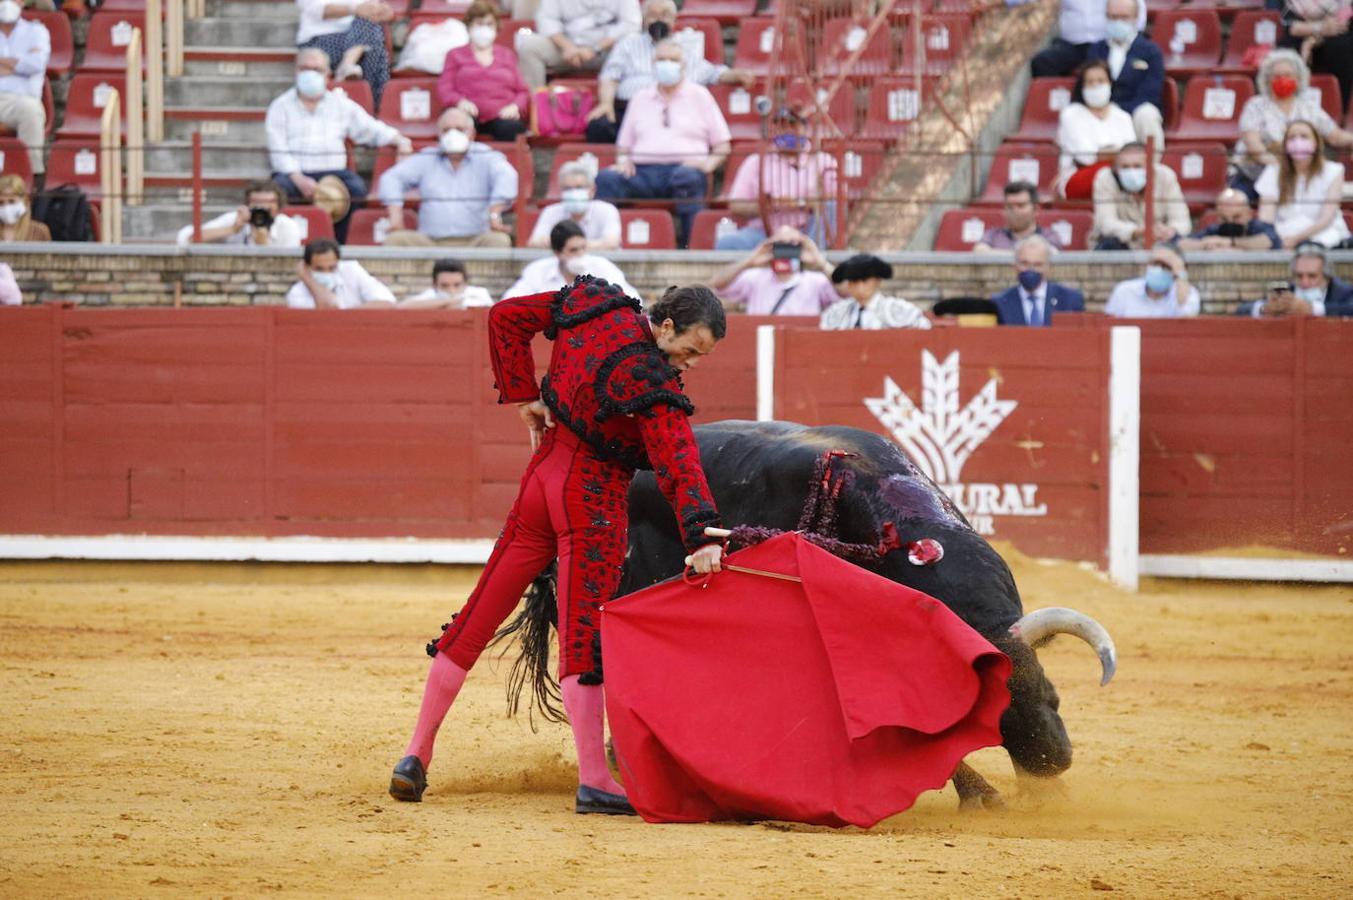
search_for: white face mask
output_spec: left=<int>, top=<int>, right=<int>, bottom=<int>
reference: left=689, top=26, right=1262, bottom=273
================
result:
left=561, top=188, right=590, bottom=215
left=0, top=1, right=21, bottom=26
left=564, top=256, right=589, bottom=276
left=469, top=24, right=496, bottom=48
left=296, top=69, right=327, bottom=99
left=1082, top=83, right=1112, bottom=109
left=440, top=127, right=471, bottom=155
left=0, top=201, right=25, bottom=225
left=312, top=271, right=342, bottom=292
left=654, top=59, right=682, bottom=87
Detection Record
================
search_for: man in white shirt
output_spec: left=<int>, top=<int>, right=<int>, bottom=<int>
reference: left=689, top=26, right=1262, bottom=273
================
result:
left=287, top=238, right=397, bottom=309
left=0, top=2, right=50, bottom=177
left=1104, top=245, right=1200, bottom=318
left=294, top=0, right=395, bottom=108
left=267, top=48, right=412, bottom=243
left=527, top=161, right=621, bottom=250
left=820, top=254, right=932, bottom=331
left=516, top=0, right=640, bottom=89
left=400, top=258, right=495, bottom=309
left=176, top=181, right=303, bottom=248
left=503, top=219, right=639, bottom=300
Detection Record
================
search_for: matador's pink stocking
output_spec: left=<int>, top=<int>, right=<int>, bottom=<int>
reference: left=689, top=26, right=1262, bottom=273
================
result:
left=404, top=653, right=469, bottom=768
left=561, top=675, right=625, bottom=795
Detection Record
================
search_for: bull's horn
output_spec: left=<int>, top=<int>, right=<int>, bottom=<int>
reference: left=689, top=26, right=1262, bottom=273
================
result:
left=1009, top=607, right=1117, bottom=687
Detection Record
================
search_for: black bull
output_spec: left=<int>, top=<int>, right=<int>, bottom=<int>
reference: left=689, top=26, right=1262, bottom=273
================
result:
left=498, top=420, right=1117, bottom=810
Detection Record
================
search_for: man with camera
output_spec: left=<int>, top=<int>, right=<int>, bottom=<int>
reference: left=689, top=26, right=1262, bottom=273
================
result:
left=1236, top=242, right=1353, bottom=318
left=708, top=227, right=838, bottom=316
left=1176, top=189, right=1281, bottom=253
left=176, top=181, right=302, bottom=248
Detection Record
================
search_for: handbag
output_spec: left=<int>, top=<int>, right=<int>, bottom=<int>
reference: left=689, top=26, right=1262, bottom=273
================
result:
left=531, top=86, right=595, bottom=137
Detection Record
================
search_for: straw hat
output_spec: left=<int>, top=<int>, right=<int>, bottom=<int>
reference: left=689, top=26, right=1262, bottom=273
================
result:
left=313, top=175, right=351, bottom=222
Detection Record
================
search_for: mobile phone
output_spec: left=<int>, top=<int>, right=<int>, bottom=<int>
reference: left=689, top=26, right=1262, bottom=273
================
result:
left=1266, top=280, right=1292, bottom=295
left=771, top=241, right=801, bottom=261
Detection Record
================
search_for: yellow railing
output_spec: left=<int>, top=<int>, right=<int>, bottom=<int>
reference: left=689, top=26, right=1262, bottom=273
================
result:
left=126, top=28, right=144, bottom=205
left=100, top=89, right=123, bottom=244
left=165, top=0, right=182, bottom=79
left=148, top=0, right=165, bottom=140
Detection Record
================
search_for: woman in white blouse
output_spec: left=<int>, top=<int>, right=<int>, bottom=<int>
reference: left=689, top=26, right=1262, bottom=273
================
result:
left=1256, top=120, right=1351, bottom=248
left=1056, top=60, right=1138, bottom=200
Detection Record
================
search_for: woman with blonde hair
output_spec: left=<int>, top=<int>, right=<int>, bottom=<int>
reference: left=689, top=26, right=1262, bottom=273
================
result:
left=1256, top=120, right=1350, bottom=248
left=0, top=174, right=50, bottom=242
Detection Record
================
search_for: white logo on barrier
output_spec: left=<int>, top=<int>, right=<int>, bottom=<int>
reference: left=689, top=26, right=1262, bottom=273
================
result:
left=864, top=350, right=1047, bottom=535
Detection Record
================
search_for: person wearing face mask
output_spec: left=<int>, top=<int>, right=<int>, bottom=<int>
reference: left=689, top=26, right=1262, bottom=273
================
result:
left=1278, top=0, right=1353, bottom=111
left=400, top=258, right=495, bottom=309
left=0, top=173, right=48, bottom=242
left=820, top=254, right=932, bottom=331
left=436, top=1, right=531, bottom=143
left=267, top=48, right=412, bottom=244
left=1056, top=60, right=1137, bottom=200
left=1031, top=0, right=1147, bottom=78
left=378, top=108, right=518, bottom=248
left=0, top=1, right=50, bottom=181
left=286, top=238, right=397, bottom=309
left=708, top=226, right=838, bottom=315
left=586, top=0, right=754, bottom=144
left=595, top=39, right=731, bottom=249
left=516, top=0, right=640, bottom=90
left=1236, top=242, right=1353, bottom=318
left=990, top=236, right=1084, bottom=326
left=714, top=106, right=839, bottom=250
left=504, top=219, right=638, bottom=299
left=1176, top=188, right=1281, bottom=252
left=294, top=0, right=394, bottom=109
left=527, top=161, right=621, bottom=250
left=1255, top=120, right=1351, bottom=249
left=1089, top=142, right=1191, bottom=250
left=1104, top=245, right=1199, bottom=318
left=1085, top=0, right=1164, bottom=156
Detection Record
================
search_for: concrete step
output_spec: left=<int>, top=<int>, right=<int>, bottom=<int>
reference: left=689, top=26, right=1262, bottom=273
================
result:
left=185, top=17, right=298, bottom=48
left=164, top=111, right=266, bottom=143
left=142, top=142, right=270, bottom=176
left=165, top=75, right=294, bottom=108
left=123, top=202, right=238, bottom=241
left=206, top=0, right=300, bottom=19
left=184, top=48, right=295, bottom=79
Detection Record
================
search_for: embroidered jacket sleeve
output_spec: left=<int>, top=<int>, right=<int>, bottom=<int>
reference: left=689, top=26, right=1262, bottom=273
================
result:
left=487, top=292, right=556, bottom=403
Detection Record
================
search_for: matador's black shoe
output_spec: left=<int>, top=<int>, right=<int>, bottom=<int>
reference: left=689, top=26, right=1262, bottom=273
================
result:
left=389, top=755, right=427, bottom=802
left=575, top=785, right=637, bottom=816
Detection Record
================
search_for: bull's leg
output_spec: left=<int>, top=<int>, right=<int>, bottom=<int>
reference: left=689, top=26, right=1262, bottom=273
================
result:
left=952, top=761, right=1006, bottom=812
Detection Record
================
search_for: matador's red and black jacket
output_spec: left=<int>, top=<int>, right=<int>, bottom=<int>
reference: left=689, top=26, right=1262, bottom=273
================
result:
left=488, top=276, right=723, bottom=551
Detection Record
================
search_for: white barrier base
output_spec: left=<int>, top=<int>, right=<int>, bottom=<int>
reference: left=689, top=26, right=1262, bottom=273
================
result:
left=0, top=535, right=495, bottom=565
left=1139, top=554, right=1353, bottom=584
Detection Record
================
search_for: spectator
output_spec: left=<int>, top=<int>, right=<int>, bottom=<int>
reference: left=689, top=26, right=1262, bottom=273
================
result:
left=1256, top=120, right=1351, bottom=249
left=595, top=39, right=730, bottom=248
left=821, top=254, right=932, bottom=330
left=1056, top=60, right=1137, bottom=199
left=1086, top=0, right=1164, bottom=155
left=0, top=173, right=49, bottom=242
left=973, top=181, right=1066, bottom=253
left=516, top=0, right=639, bottom=90
left=437, top=1, right=531, bottom=143
left=708, top=227, right=838, bottom=315
left=1234, top=49, right=1353, bottom=197
left=267, top=48, right=412, bottom=244
left=175, top=181, right=302, bottom=248
left=1236, top=241, right=1353, bottom=317
left=990, top=236, right=1085, bottom=326
left=714, top=106, right=838, bottom=251
left=1031, top=0, right=1146, bottom=77
left=527, top=161, right=621, bottom=249
left=0, top=260, right=19, bottom=305
left=377, top=108, right=518, bottom=248
left=0, top=2, right=49, bottom=181
left=1277, top=0, right=1353, bottom=110
left=1176, top=188, right=1282, bottom=252
left=295, top=0, right=393, bottom=109
left=287, top=238, right=396, bottom=309
left=1089, top=142, right=1190, bottom=250
left=587, top=0, right=753, bottom=144
left=1104, top=245, right=1199, bottom=317
left=400, top=258, right=495, bottom=309
left=503, top=219, right=639, bottom=300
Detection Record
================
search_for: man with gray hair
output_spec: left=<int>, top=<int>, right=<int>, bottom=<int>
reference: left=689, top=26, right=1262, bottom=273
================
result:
left=527, top=160, right=621, bottom=249
left=515, top=0, right=639, bottom=89
left=1236, top=241, right=1353, bottom=318
left=990, top=234, right=1085, bottom=326
left=1086, top=0, right=1165, bottom=154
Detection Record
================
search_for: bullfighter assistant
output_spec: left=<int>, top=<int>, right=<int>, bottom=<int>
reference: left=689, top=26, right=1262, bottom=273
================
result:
left=389, top=277, right=727, bottom=813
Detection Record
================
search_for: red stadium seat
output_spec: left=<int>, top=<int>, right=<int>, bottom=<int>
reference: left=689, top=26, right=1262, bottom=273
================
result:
left=708, top=81, right=771, bottom=143
left=515, top=206, right=540, bottom=245
left=1150, top=10, right=1222, bottom=75
left=934, top=207, right=1004, bottom=251
left=687, top=209, right=747, bottom=249
left=334, top=81, right=375, bottom=116
left=0, top=78, right=54, bottom=139
left=1218, top=10, right=1282, bottom=72
left=1160, top=75, right=1179, bottom=131
left=860, top=75, right=933, bottom=143
left=45, top=140, right=105, bottom=199
left=346, top=207, right=418, bottom=245
left=56, top=74, right=126, bottom=140
left=977, top=143, right=1060, bottom=205
left=824, top=138, right=884, bottom=200
left=1012, top=78, right=1075, bottom=143
left=619, top=209, right=677, bottom=250
left=1308, top=74, right=1344, bottom=128
left=906, top=15, right=973, bottom=76
left=674, top=17, right=724, bottom=66
left=282, top=206, right=336, bottom=242
left=0, top=136, right=34, bottom=187
left=547, top=143, right=617, bottom=198
left=819, top=18, right=893, bottom=79
left=378, top=78, right=443, bottom=141
left=418, top=0, right=472, bottom=13
left=732, top=18, right=806, bottom=77
left=83, top=12, right=146, bottom=72
left=786, top=78, right=857, bottom=136
left=21, top=10, right=73, bottom=76
left=1169, top=75, right=1254, bottom=142
left=498, top=19, right=533, bottom=49
left=1161, top=142, right=1228, bottom=213
left=1039, top=209, right=1094, bottom=250
left=679, top=0, right=758, bottom=26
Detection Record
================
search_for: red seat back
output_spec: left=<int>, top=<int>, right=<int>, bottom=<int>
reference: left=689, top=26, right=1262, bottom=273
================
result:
left=56, top=74, right=127, bottom=139
left=1039, top=209, right=1094, bottom=250
left=905, top=15, right=973, bottom=76
left=708, top=81, right=772, bottom=143
left=674, top=17, right=725, bottom=65
left=1169, top=75, right=1255, bottom=142
left=378, top=78, right=443, bottom=141
left=678, top=0, right=758, bottom=26
left=977, top=143, right=1061, bottom=205
left=860, top=75, right=933, bottom=143
left=547, top=143, right=617, bottom=198
left=1013, top=78, right=1075, bottom=142
left=1150, top=10, right=1223, bottom=73
left=0, top=136, right=34, bottom=187
left=282, top=206, right=336, bottom=243
left=418, top=0, right=471, bottom=12
left=346, top=207, right=418, bottom=245
left=732, top=18, right=806, bottom=77
left=21, top=10, right=73, bottom=76
left=687, top=208, right=746, bottom=250
left=1219, top=10, right=1282, bottom=71
left=335, top=81, right=375, bottom=115
left=83, top=12, right=146, bottom=72
left=1308, top=74, right=1344, bottom=127
left=819, top=18, right=893, bottom=78
left=786, top=78, right=857, bottom=136
left=1161, top=142, right=1228, bottom=211
left=823, top=138, right=884, bottom=200
left=619, top=209, right=677, bottom=250
left=45, top=140, right=105, bottom=198
left=934, top=207, right=1004, bottom=251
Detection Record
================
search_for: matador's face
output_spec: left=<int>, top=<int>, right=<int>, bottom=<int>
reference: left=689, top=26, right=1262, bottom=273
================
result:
left=654, top=321, right=718, bottom=372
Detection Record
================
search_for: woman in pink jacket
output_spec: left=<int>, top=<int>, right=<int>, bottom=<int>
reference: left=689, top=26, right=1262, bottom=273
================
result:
left=437, top=1, right=531, bottom=142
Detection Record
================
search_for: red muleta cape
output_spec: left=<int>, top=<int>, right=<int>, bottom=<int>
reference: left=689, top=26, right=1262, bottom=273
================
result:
left=601, top=533, right=1011, bottom=828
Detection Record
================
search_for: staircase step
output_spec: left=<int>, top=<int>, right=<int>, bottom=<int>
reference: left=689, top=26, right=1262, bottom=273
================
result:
left=142, top=141, right=270, bottom=175
left=206, top=0, right=301, bottom=19
left=184, top=47, right=296, bottom=78
left=185, top=17, right=298, bottom=48
left=165, top=75, right=294, bottom=108
left=124, top=202, right=238, bottom=242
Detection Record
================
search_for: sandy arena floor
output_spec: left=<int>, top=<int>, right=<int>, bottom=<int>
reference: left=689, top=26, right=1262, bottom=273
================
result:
left=1, top=549, right=1350, bottom=898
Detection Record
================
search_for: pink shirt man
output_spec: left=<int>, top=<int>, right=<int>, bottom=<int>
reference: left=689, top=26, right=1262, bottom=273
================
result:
left=616, top=81, right=731, bottom=165
left=720, top=267, right=839, bottom=316
left=725, top=151, right=838, bottom=231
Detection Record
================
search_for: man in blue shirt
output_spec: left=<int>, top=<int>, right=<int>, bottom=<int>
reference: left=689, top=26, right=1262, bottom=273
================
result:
left=379, top=108, right=518, bottom=248
left=1177, top=188, right=1282, bottom=253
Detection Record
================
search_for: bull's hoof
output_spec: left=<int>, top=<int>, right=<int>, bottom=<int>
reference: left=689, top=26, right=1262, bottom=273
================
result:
left=958, top=789, right=1007, bottom=813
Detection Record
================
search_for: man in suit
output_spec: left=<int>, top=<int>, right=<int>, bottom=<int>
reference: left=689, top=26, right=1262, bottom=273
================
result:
left=1235, top=242, right=1353, bottom=318
left=991, top=235, right=1085, bottom=326
left=1087, top=0, right=1165, bottom=155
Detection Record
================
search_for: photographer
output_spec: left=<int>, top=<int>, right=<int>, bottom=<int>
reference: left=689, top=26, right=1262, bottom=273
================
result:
left=176, top=181, right=302, bottom=248
left=1236, top=242, right=1353, bottom=318
left=708, top=226, right=837, bottom=316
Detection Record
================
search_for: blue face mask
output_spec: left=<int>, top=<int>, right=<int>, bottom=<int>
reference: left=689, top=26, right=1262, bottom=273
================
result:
left=1117, top=167, right=1147, bottom=193
left=1144, top=264, right=1175, bottom=294
left=1017, top=268, right=1043, bottom=292
left=1105, top=20, right=1136, bottom=45
left=1294, top=285, right=1324, bottom=305
left=772, top=133, right=808, bottom=152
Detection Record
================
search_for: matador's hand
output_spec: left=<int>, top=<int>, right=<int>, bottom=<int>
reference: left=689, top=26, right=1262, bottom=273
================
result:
left=518, top=400, right=554, bottom=451
left=688, top=543, right=723, bottom=575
